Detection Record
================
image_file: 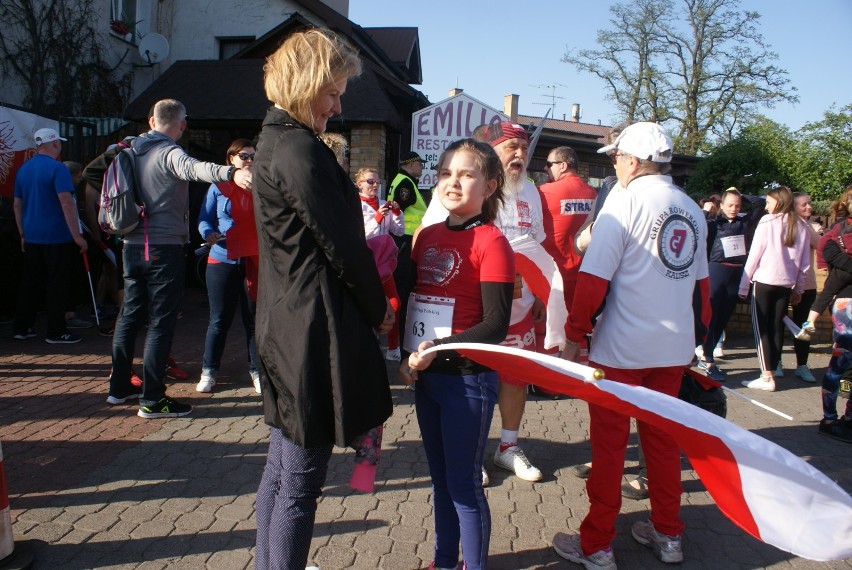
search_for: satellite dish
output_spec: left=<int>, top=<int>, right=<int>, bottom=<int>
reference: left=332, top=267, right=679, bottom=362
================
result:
left=137, top=33, right=170, bottom=65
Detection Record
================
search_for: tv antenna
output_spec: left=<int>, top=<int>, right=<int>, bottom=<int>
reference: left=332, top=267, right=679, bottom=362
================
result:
left=530, top=83, right=567, bottom=116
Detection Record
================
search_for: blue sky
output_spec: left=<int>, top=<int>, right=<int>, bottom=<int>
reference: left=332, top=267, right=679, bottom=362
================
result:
left=350, top=0, right=849, bottom=132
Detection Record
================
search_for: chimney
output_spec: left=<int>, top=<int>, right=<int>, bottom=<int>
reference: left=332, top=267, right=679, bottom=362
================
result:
left=503, top=94, right=519, bottom=122
left=571, top=103, right=581, bottom=123
left=448, top=88, right=463, bottom=97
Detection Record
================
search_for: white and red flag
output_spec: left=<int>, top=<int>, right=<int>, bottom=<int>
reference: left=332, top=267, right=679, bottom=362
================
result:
left=0, top=106, right=58, bottom=198
left=510, top=234, right=567, bottom=350
left=420, top=342, right=852, bottom=561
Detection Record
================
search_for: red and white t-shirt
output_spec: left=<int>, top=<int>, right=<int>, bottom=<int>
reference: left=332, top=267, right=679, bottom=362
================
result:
left=412, top=222, right=515, bottom=335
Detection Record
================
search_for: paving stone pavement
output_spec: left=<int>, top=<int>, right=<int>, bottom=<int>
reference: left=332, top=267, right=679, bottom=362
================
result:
left=1, top=288, right=851, bottom=569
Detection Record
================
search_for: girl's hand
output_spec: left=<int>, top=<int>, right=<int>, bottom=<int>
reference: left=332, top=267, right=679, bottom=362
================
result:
left=205, top=232, right=221, bottom=247
left=408, top=340, right=437, bottom=371
left=791, top=291, right=802, bottom=306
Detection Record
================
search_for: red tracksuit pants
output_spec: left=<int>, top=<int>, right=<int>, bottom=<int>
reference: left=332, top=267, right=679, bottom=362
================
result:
left=580, top=363, right=685, bottom=554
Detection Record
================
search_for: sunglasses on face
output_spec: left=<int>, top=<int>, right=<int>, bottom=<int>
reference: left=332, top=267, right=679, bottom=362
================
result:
left=233, top=152, right=255, bottom=161
left=360, top=178, right=379, bottom=185
left=545, top=160, right=564, bottom=168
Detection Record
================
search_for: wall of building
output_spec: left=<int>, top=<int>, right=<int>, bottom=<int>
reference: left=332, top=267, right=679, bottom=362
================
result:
left=349, top=124, right=388, bottom=186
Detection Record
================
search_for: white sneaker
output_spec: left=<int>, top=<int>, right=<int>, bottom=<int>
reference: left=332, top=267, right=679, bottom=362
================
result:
left=713, top=345, right=724, bottom=359
left=384, top=347, right=401, bottom=361
left=741, top=377, right=775, bottom=391
left=493, top=444, right=543, bottom=481
left=196, top=369, right=216, bottom=393
left=553, top=532, right=617, bottom=570
left=694, top=345, right=704, bottom=360
left=795, top=365, right=816, bottom=383
left=481, top=466, right=490, bottom=487
left=774, top=362, right=784, bottom=378
left=251, top=370, right=262, bottom=393
left=631, top=520, right=683, bottom=564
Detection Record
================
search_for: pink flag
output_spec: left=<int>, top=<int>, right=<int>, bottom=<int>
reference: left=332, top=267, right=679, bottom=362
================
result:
left=421, top=342, right=852, bottom=561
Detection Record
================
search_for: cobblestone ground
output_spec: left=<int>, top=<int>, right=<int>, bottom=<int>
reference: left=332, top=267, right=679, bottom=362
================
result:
left=1, top=288, right=850, bottom=569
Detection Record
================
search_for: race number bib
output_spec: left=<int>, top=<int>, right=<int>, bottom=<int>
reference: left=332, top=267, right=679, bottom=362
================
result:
left=404, top=293, right=455, bottom=353
left=720, top=235, right=746, bottom=258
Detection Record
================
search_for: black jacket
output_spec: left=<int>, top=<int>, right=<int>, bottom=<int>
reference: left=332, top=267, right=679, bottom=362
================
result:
left=253, top=107, right=392, bottom=448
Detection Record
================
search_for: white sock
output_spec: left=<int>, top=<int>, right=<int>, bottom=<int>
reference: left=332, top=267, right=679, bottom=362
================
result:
left=500, top=429, right=519, bottom=446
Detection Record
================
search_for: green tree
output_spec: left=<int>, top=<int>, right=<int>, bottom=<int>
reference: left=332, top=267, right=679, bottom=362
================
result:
left=789, top=104, right=852, bottom=201
left=563, top=0, right=798, bottom=155
left=684, top=117, right=793, bottom=196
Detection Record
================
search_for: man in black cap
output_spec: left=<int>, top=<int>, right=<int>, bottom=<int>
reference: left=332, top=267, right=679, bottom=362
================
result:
left=387, top=150, right=428, bottom=361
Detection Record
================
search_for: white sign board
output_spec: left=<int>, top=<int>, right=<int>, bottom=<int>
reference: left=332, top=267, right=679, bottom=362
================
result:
left=411, top=93, right=506, bottom=189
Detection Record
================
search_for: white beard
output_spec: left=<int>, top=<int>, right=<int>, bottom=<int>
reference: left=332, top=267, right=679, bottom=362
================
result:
left=503, top=168, right=526, bottom=196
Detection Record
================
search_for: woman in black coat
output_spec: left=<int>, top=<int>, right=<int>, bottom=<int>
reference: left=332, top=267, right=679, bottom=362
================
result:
left=252, top=29, right=394, bottom=569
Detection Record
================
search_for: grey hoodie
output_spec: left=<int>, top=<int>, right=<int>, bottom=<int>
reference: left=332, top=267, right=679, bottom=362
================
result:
left=124, top=130, right=231, bottom=245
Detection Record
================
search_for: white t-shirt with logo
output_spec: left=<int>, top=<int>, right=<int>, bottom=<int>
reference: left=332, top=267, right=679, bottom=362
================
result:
left=580, top=174, right=708, bottom=369
left=420, top=178, right=544, bottom=325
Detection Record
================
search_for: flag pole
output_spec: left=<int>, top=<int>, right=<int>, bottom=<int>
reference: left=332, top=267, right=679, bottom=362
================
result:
left=719, top=386, right=793, bottom=421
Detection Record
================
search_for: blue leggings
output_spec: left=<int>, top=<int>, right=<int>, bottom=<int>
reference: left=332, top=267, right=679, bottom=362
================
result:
left=415, top=371, right=498, bottom=570
left=255, top=428, right=332, bottom=570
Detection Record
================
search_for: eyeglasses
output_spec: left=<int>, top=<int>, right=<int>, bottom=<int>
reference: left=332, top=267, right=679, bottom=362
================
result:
left=359, top=178, right=380, bottom=185
left=234, top=152, right=255, bottom=161
left=609, top=152, right=629, bottom=164
left=545, top=160, right=564, bottom=168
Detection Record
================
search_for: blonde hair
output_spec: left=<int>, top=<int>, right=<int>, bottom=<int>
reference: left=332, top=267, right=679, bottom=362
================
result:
left=353, top=168, right=378, bottom=182
left=264, top=29, right=361, bottom=129
left=319, top=132, right=349, bottom=164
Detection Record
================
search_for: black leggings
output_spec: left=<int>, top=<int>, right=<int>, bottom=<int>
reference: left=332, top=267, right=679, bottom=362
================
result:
left=750, top=282, right=792, bottom=372
left=784, top=288, right=816, bottom=366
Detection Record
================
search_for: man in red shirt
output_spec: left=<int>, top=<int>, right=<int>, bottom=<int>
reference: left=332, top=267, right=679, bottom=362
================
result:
left=538, top=146, right=597, bottom=306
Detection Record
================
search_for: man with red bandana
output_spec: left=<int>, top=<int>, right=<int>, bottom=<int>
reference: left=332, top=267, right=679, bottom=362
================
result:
left=420, top=122, right=556, bottom=484
left=552, top=122, right=710, bottom=569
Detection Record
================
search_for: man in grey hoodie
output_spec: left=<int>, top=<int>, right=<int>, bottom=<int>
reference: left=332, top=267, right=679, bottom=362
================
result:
left=106, top=99, right=252, bottom=418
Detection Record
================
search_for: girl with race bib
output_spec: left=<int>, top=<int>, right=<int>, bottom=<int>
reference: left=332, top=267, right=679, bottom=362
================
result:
left=399, top=138, right=514, bottom=570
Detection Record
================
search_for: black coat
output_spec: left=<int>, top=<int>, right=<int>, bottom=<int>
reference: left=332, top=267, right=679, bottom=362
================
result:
left=253, top=107, right=392, bottom=448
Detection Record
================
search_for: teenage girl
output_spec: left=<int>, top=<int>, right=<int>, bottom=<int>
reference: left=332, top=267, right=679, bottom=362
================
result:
left=355, top=168, right=405, bottom=360
left=399, top=138, right=514, bottom=570
left=738, top=186, right=810, bottom=391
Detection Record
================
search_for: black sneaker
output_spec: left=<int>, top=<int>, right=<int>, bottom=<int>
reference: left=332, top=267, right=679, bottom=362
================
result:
left=819, top=417, right=852, bottom=443
left=98, top=326, right=115, bottom=337
left=13, top=328, right=37, bottom=340
left=45, top=332, right=82, bottom=344
left=106, top=385, right=143, bottom=405
left=137, top=396, right=192, bottom=419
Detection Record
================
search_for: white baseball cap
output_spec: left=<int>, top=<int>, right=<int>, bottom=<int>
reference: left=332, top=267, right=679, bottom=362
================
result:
left=33, top=127, right=67, bottom=146
left=598, top=122, right=672, bottom=163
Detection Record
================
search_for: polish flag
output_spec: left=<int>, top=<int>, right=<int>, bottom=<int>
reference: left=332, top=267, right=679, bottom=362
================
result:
left=421, top=342, right=852, bottom=561
left=510, top=234, right=567, bottom=350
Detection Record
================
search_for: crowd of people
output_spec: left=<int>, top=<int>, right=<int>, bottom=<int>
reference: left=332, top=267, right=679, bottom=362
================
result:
left=9, top=26, right=852, bottom=570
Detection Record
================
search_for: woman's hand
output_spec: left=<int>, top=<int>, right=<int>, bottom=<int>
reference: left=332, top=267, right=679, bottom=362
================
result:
left=234, top=169, right=252, bottom=190
left=205, top=232, right=221, bottom=247
left=408, top=340, right=437, bottom=371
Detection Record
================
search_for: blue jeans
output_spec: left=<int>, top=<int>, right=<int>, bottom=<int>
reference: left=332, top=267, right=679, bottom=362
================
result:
left=255, top=428, right=332, bottom=570
left=202, top=261, right=257, bottom=374
left=415, top=370, right=498, bottom=570
left=110, top=244, right=184, bottom=404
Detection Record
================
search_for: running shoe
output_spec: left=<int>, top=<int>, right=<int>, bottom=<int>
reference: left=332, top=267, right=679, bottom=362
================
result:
left=137, top=396, right=192, bottom=419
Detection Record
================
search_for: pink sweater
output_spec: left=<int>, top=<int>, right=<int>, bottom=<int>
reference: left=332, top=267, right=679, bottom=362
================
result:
left=738, top=213, right=811, bottom=296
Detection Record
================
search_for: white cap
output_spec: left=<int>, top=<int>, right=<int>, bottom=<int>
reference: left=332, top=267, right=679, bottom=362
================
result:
left=597, top=122, right=672, bottom=163
left=33, top=127, right=67, bottom=146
